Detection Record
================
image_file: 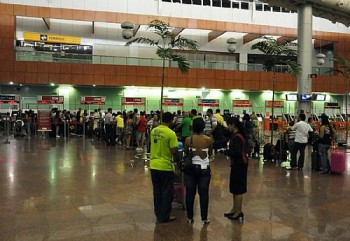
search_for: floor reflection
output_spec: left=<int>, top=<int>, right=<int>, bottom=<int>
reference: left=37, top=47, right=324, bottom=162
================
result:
left=0, top=137, right=349, bottom=241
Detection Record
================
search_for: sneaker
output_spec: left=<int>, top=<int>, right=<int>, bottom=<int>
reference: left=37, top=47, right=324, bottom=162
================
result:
left=202, top=219, right=210, bottom=225
left=187, top=219, right=194, bottom=224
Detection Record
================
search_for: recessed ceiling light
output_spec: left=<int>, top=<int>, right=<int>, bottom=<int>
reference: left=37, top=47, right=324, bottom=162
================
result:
left=50, top=83, right=55, bottom=86
left=9, top=81, right=14, bottom=85
left=93, top=84, right=96, bottom=87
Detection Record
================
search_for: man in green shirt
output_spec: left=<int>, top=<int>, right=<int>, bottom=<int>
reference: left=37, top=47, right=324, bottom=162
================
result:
left=179, top=111, right=191, bottom=143
left=150, top=112, right=179, bottom=223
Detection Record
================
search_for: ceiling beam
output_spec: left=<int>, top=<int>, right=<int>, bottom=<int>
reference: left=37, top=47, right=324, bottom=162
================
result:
left=208, top=31, right=225, bottom=42
left=243, top=33, right=263, bottom=44
left=277, top=36, right=297, bottom=45
left=172, top=27, right=184, bottom=37
left=42, top=18, right=50, bottom=30
left=133, top=24, right=140, bottom=37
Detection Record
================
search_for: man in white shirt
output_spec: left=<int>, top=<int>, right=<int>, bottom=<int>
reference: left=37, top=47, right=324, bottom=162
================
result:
left=289, top=113, right=313, bottom=170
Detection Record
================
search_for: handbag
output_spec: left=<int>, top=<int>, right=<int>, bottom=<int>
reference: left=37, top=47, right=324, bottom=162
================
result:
left=179, top=135, right=193, bottom=173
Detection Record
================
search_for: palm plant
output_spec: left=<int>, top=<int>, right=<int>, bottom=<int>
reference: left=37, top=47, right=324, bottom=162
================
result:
left=332, top=56, right=350, bottom=144
left=251, top=37, right=301, bottom=145
left=125, top=19, right=198, bottom=113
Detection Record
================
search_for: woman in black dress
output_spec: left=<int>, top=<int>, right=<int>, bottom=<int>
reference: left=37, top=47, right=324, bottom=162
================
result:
left=220, top=116, right=248, bottom=222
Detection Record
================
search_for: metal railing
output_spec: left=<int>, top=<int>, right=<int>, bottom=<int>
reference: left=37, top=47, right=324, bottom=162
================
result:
left=15, top=50, right=334, bottom=75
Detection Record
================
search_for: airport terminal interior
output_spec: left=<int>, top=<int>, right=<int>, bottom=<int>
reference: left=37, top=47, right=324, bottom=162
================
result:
left=1, top=0, right=350, bottom=240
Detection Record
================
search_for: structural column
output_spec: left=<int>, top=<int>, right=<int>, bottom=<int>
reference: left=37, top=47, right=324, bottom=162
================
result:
left=297, top=4, right=313, bottom=114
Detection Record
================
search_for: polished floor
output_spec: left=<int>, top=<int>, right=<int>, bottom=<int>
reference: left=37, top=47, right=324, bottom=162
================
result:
left=1, top=135, right=350, bottom=241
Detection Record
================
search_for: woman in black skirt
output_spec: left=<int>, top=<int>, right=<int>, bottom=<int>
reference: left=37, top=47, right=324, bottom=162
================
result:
left=220, top=116, right=248, bottom=222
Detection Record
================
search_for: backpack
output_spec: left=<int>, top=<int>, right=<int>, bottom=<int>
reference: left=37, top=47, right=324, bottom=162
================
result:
left=211, top=122, right=230, bottom=141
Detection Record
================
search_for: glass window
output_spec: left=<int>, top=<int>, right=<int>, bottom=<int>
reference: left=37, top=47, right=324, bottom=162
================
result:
left=162, top=0, right=171, bottom=2
left=256, top=3, right=263, bottom=11
left=173, top=0, right=181, bottom=2
left=241, top=2, right=249, bottom=10
left=272, top=6, right=280, bottom=12
left=212, top=0, right=221, bottom=7
left=193, top=0, right=202, bottom=5
left=222, top=0, right=231, bottom=8
left=182, top=0, right=192, bottom=4
left=232, top=2, right=239, bottom=8
left=264, top=5, right=271, bottom=11
left=281, top=7, right=289, bottom=13
left=203, top=0, right=210, bottom=5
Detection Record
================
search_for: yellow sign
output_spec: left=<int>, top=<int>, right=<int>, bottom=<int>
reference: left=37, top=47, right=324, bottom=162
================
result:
left=23, top=32, right=81, bottom=45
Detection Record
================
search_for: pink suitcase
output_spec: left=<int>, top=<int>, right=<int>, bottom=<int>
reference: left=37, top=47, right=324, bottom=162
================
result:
left=330, top=151, right=346, bottom=174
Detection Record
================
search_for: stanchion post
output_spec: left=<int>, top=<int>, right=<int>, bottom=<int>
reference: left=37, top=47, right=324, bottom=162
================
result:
left=83, top=121, right=86, bottom=139
left=63, top=120, right=67, bottom=139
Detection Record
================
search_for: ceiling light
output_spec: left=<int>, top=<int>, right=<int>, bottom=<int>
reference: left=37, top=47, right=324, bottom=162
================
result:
left=9, top=81, right=14, bottom=85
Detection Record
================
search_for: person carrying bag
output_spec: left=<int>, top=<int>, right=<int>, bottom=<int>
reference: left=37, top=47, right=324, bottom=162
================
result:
left=183, top=117, right=213, bottom=225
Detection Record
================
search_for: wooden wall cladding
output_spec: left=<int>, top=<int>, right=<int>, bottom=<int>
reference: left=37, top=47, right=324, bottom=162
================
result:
left=1, top=3, right=350, bottom=93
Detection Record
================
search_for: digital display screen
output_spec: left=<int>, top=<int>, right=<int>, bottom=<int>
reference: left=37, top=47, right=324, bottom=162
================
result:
left=286, top=94, right=298, bottom=101
left=301, top=94, right=312, bottom=101
left=315, top=94, right=326, bottom=101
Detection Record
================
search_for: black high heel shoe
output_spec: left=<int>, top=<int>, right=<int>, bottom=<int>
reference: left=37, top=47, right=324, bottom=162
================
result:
left=228, top=212, right=244, bottom=222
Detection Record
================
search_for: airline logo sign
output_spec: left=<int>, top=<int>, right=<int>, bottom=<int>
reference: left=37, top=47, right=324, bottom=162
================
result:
left=38, top=95, right=64, bottom=104
left=24, top=32, right=81, bottom=45
left=122, top=97, right=146, bottom=106
left=265, top=101, right=284, bottom=108
left=233, top=100, right=252, bottom=108
left=198, top=99, right=219, bottom=107
left=162, top=98, right=183, bottom=106
left=81, top=96, right=106, bottom=105
left=0, top=95, right=20, bottom=104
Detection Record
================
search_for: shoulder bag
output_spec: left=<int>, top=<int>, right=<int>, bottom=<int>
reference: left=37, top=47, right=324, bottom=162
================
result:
left=179, top=135, right=194, bottom=173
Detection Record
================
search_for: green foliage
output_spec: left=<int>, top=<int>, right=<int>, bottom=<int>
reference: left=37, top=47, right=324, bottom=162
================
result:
left=333, top=56, right=350, bottom=78
left=126, top=19, right=198, bottom=73
left=251, top=37, right=301, bottom=76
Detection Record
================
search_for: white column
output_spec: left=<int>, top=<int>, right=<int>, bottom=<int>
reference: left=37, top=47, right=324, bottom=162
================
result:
left=297, top=4, right=313, bottom=114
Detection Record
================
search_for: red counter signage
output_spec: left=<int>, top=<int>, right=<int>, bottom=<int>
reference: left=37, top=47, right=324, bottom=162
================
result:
left=38, top=95, right=64, bottom=104
left=122, top=97, right=146, bottom=106
left=162, top=98, right=184, bottom=106
left=0, top=95, right=20, bottom=104
left=37, top=110, right=52, bottom=131
left=198, top=99, right=219, bottom=107
left=233, top=100, right=252, bottom=108
left=81, top=96, right=106, bottom=105
left=265, top=101, right=284, bottom=108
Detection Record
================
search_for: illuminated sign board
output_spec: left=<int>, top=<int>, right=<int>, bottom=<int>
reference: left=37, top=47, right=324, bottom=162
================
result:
left=81, top=96, right=106, bottom=105
left=23, top=32, right=81, bottom=45
left=38, top=96, right=64, bottom=104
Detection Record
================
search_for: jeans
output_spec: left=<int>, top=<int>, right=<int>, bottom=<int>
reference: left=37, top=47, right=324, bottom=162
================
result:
left=185, top=168, right=211, bottom=220
left=318, top=143, right=330, bottom=171
left=150, top=169, right=174, bottom=221
left=290, top=142, right=307, bottom=168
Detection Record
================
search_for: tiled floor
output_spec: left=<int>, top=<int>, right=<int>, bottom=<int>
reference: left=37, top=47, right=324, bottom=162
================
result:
left=1, top=136, right=350, bottom=241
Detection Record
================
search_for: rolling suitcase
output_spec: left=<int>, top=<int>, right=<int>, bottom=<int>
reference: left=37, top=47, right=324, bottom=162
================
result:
left=330, top=151, right=346, bottom=174
left=311, top=151, right=320, bottom=171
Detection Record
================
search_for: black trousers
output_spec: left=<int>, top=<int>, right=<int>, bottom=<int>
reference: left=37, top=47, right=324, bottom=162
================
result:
left=185, top=168, right=211, bottom=220
left=105, top=124, right=116, bottom=145
left=291, top=142, right=307, bottom=168
left=150, top=169, right=174, bottom=221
